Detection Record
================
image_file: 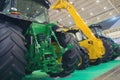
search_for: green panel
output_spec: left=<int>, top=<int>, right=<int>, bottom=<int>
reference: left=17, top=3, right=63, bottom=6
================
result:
left=26, top=22, right=71, bottom=73
left=30, top=23, right=50, bottom=35
left=23, top=60, right=120, bottom=80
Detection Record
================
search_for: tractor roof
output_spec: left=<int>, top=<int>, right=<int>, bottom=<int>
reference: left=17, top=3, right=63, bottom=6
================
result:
left=89, top=24, right=102, bottom=29
left=34, top=0, right=51, bottom=9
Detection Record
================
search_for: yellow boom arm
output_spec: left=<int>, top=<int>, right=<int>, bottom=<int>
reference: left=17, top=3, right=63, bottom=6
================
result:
left=52, top=0, right=96, bottom=40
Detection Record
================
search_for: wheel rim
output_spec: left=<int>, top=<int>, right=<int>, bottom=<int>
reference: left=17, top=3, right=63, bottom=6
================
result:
left=90, top=59, right=98, bottom=63
left=78, top=56, right=82, bottom=67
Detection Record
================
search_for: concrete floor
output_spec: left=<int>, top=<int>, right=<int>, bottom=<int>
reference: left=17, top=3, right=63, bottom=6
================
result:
left=95, top=57, right=120, bottom=80
left=95, top=65, right=120, bottom=80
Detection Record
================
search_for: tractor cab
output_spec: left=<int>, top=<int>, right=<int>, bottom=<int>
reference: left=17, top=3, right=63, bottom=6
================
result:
left=89, top=24, right=103, bottom=37
left=0, top=0, right=50, bottom=23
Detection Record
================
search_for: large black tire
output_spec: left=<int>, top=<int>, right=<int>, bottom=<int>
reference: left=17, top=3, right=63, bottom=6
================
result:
left=67, top=33, right=89, bottom=70
left=0, top=22, right=27, bottom=80
left=74, top=41, right=89, bottom=70
left=76, top=47, right=89, bottom=70
left=100, top=37, right=113, bottom=62
left=49, top=33, right=80, bottom=77
left=103, top=37, right=120, bottom=60
left=111, top=55, right=118, bottom=60
left=115, top=46, right=120, bottom=54
left=111, top=46, right=120, bottom=60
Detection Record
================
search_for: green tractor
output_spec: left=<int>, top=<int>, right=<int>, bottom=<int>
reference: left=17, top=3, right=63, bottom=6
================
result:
left=89, top=24, right=120, bottom=61
left=0, top=0, right=84, bottom=80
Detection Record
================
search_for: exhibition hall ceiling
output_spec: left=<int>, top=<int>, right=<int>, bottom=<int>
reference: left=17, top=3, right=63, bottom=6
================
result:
left=49, top=0, right=120, bottom=26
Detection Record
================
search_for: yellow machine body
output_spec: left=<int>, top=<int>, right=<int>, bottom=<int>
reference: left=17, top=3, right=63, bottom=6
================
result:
left=52, top=0, right=105, bottom=60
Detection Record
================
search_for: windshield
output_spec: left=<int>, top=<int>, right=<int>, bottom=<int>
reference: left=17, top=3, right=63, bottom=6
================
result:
left=4, top=0, right=49, bottom=23
left=91, top=27, right=102, bottom=36
left=75, top=30, right=87, bottom=41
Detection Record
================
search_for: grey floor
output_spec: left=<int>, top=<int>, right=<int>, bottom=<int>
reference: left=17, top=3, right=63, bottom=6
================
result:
left=95, top=65, right=120, bottom=80
left=95, top=57, right=120, bottom=80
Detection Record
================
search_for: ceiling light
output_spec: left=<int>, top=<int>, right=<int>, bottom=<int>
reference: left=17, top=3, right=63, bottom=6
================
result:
left=68, top=15, right=71, bottom=17
left=97, top=17, right=100, bottom=20
left=70, top=2, right=73, bottom=4
left=59, top=19, right=62, bottom=21
left=81, top=8, right=85, bottom=11
left=90, top=12, right=93, bottom=16
left=104, top=6, right=107, bottom=10
left=56, top=10, right=59, bottom=13
left=96, top=0, right=100, bottom=3
left=109, top=12, right=112, bottom=15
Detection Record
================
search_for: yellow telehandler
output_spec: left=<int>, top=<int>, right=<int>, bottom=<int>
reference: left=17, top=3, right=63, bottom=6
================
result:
left=52, top=0, right=113, bottom=68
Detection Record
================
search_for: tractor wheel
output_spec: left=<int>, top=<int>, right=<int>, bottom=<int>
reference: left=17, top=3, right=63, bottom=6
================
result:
left=0, top=22, right=27, bottom=80
left=111, top=55, right=118, bottom=60
left=111, top=46, right=120, bottom=60
left=67, top=33, right=89, bottom=70
left=49, top=33, right=80, bottom=77
left=115, top=46, right=120, bottom=54
left=77, top=47, right=89, bottom=70
left=100, top=37, right=113, bottom=62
